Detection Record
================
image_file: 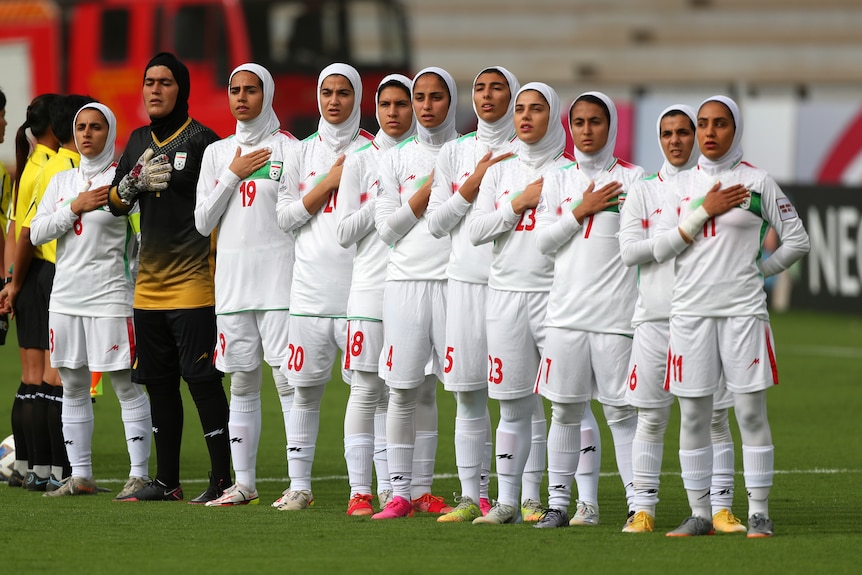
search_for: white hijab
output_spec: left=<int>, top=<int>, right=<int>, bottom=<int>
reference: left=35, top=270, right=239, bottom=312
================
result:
left=657, top=104, right=698, bottom=178
left=413, top=67, right=458, bottom=150
left=374, top=74, right=416, bottom=151
left=516, top=83, right=566, bottom=171
left=75, top=102, right=116, bottom=182
left=473, top=66, right=519, bottom=152
left=230, top=63, right=280, bottom=146
left=316, top=62, right=363, bottom=154
left=569, top=91, right=618, bottom=179
left=697, top=95, right=744, bottom=176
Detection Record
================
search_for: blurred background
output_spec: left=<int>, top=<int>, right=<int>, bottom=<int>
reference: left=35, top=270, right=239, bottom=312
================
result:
left=1, top=0, right=860, bottom=311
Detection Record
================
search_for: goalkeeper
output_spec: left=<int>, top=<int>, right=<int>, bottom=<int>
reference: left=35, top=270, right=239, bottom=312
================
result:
left=108, top=52, right=231, bottom=504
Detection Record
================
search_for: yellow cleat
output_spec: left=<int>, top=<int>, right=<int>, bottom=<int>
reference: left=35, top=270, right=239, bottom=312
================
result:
left=622, top=511, right=655, bottom=533
left=713, top=509, right=747, bottom=533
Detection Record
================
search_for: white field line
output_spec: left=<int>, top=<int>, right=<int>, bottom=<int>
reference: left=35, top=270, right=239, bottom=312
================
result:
left=781, top=344, right=862, bottom=359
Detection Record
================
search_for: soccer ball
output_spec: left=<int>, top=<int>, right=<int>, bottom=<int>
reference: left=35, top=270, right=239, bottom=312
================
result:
left=0, top=435, right=15, bottom=481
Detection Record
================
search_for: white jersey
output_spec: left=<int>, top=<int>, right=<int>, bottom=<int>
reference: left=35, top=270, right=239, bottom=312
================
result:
left=30, top=164, right=134, bottom=318
left=470, top=152, right=573, bottom=292
left=375, top=137, right=451, bottom=281
left=196, top=130, right=297, bottom=315
left=335, top=140, right=389, bottom=320
left=427, top=132, right=516, bottom=285
left=654, top=161, right=809, bottom=319
left=537, top=158, right=645, bottom=334
left=277, top=129, right=373, bottom=316
left=618, top=171, right=677, bottom=324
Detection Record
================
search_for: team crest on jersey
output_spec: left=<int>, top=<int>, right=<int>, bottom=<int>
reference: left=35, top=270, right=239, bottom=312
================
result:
left=174, top=152, right=187, bottom=171
left=738, top=192, right=752, bottom=211
left=269, top=161, right=283, bottom=181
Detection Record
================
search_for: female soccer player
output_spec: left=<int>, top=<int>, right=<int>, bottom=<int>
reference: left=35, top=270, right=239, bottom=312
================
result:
left=194, top=63, right=297, bottom=506
left=468, top=82, right=573, bottom=524
left=426, top=66, right=522, bottom=521
left=336, top=74, right=416, bottom=515
left=371, top=67, right=458, bottom=519
left=653, top=96, right=809, bottom=537
left=30, top=102, right=152, bottom=497
left=274, top=63, right=372, bottom=510
left=534, top=91, right=644, bottom=528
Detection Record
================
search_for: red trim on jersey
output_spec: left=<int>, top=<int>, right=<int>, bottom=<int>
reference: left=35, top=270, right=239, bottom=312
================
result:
left=278, top=129, right=297, bottom=140
left=765, top=326, right=778, bottom=385
left=126, top=317, right=136, bottom=369
left=358, top=128, right=375, bottom=141
left=562, top=151, right=576, bottom=162
left=664, top=348, right=672, bottom=392
left=344, top=321, right=352, bottom=370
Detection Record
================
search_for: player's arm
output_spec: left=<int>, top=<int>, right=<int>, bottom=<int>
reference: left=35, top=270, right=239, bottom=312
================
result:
left=536, top=177, right=620, bottom=254
left=0, top=224, right=35, bottom=316
left=758, top=176, right=810, bottom=277
left=108, top=148, right=172, bottom=216
left=426, top=146, right=465, bottom=238
left=375, top=153, right=419, bottom=245
left=305, top=154, right=345, bottom=215
left=335, top=154, right=374, bottom=248
left=618, top=179, right=657, bottom=267
left=469, top=168, right=536, bottom=246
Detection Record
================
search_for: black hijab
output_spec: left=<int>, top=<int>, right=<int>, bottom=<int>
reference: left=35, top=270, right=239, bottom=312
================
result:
left=144, top=52, right=190, bottom=140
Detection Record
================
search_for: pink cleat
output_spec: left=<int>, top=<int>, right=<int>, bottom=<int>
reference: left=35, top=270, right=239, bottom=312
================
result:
left=371, top=496, right=415, bottom=519
left=480, top=497, right=493, bottom=516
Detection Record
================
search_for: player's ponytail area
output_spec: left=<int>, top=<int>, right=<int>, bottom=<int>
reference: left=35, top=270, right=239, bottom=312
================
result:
left=1, top=311, right=859, bottom=573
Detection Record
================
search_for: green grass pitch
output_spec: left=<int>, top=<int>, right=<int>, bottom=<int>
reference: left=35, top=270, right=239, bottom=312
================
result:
left=1, top=310, right=860, bottom=574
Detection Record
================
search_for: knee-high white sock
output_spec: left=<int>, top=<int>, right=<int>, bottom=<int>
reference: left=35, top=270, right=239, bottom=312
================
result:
left=607, top=411, right=638, bottom=511
left=680, top=446, right=713, bottom=519
left=522, top=397, right=546, bottom=503
left=387, top=386, right=419, bottom=501
left=62, top=395, right=94, bottom=479
left=495, top=396, right=534, bottom=508
left=274, top=368, right=293, bottom=469
left=743, top=444, right=774, bottom=517
left=547, top=421, right=581, bottom=511
left=480, top=409, right=492, bottom=501
left=411, top=375, right=438, bottom=499
left=455, top=416, right=485, bottom=502
left=287, top=389, right=323, bottom=492
left=575, top=405, right=601, bottom=506
left=229, top=392, right=262, bottom=490
left=631, top=439, right=664, bottom=515
left=119, top=393, right=152, bottom=479
left=345, top=433, right=374, bottom=497
left=374, top=402, right=390, bottom=494
left=711, top=441, right=735, bottom=514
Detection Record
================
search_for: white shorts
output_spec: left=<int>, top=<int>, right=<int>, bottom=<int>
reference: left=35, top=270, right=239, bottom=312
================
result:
left=280, top=315, right=349, bottom=387
left=713, top=377, right=734, bottom=410
left=344, top=319, right=383, bottom=373
left=538, top=327, right=632, bottom=406
left=443, top=280, right=488, bottom=392
left=668, top=315, right=779, bottom=398
left=486, top=289, right=548, bottom=400
left=625, top=321, right=673, bottom=409
left=380, top=280, right=447, bottom=389
left=49, top=312, right=134, bottom=372
left=215, top=310, right=290, bottom=372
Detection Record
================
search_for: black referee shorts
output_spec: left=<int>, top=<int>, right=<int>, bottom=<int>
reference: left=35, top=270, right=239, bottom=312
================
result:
left=14, top=258, right=53, bottom=350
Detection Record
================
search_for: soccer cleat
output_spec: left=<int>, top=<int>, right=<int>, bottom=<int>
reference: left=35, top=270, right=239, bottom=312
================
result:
left=188, top=475, right=228, bottom=504
left=534, top=507, right=570, bottom=529
left=666, top=516, right=715, bottom=537
left=114, top=476, right=150, bottom=501
left=622, top=511, right=655, bottom=533
left=569, top=500, right=600, bottom=526
left=24, top=471, right=49, bottom=492
left=371, top=496, right=414, bottom=519
left=206, top=484, right=260, bottom=507
left=521, top=498, right=545, bottom=522
left=274, top=489, right=314, bottom=511
left=43, top=476, right=99, bottom=497
left=472, top=502, right=522, bottom=525
left=7, top=469, right=25, bottom=488
left=45, top=475, right=64, bottom=492
left=114, top=479, right=183, bottom=502
left=377, top=489, right=393, bottom=510
left=346, top=493, right=374, bottom=516
left=479, top=497, right=492, bottom=516
left=747, top=513, right=774, bottom=538
left=713, top=508, right=747, bottom=533
left=411, top=493, right=453, bottom=514
left=437, top=496, right=482, bottom=523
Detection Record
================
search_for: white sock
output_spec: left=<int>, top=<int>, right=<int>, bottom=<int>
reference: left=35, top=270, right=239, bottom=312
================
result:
left=229, top=392, right=261, bottom=490
left=480, top=410, right=492, bottom=501
left=411, top=431, right=437, bottom=500
left=495, top=396, right=534, bottom=508
left=575, top=405, right=601, bottom=505
left=547, top=421, right=581, bottom=511
left=743, top=444, right=774, bottom=517
left=522, top=399, right=546, bottom=503
left=62, top=395, right=94, bottom=479
left=387, top=444, right=413, bottom=501
left=345, top=433, right=374, bottom=497
left=373, top=408, right=390, bottom=494
left=606, top=409, right=638, bottom=511
left=631, top=439, right=664, bottom=515
left=287, top=403, right=320, bottom=492
left=680, top=446, right=713, bottom=519
left=711, top=441, right=735, bottom=514
left=119, top=393, right=152, bottom=479
left=454, top=416, right=485, bottom=503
